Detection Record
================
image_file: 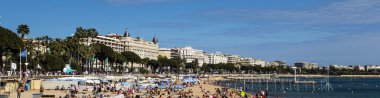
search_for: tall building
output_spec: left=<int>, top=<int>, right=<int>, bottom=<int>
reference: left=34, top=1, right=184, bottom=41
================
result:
left=226, top=55, right=240, bottom=64
left=158, top=48, right=172, bottom=58
left=294, top=61, right=318, bottom=69
left=239, top=57, right=254, bottom=66
left=206, top=52, right=228, bottom=64
left=170, top=46, right=206, bottom=67
left=84, top=28, right=159, bottom=60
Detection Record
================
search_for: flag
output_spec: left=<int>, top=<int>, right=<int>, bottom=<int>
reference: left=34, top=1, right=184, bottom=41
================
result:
left=20, top=50, right=27, bottom=57
left=37, top=64, right=42, bottom=69
left=91, top=55, right=96, bottom=61
left=105, top=57, right=109, bottom=64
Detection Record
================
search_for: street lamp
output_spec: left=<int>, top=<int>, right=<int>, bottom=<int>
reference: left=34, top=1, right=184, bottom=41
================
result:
left=179, top=67, right=182, bottom=74
left=291, top=67, right=297, bottom=82
left=168, top=66, right=171, bottom=75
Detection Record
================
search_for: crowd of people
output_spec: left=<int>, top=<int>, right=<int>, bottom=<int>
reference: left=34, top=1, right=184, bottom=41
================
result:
left=13, top=77, right=272, bottom=98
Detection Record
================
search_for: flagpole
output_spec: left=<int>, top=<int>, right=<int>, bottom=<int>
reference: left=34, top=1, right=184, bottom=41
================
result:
left=19, top=48, right=22, bottom=80
left=26, top=49, right=28, bottom=73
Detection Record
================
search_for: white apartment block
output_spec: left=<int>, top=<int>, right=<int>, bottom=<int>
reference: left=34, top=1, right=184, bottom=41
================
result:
left=206, top=52, right=228, bottom=64
left=240, top=57, right=255, bottom=66
left=365, top=65, right=380, bottom=71
left=226, top=55, right=240, bottom=64
left=254, top=59, right=267, bottom=67
left=330, top=65, right=354, bottom=70
left=294, top=61, right=318, bottom=69
left=171, top=46, right=206, bottom=67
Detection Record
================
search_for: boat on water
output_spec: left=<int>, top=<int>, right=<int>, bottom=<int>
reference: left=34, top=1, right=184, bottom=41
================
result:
left=292, top=80, right=317, bottom=84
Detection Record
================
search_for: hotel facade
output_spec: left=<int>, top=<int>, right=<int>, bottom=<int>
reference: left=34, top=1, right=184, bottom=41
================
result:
left=83, top=29, right=159, bottom=60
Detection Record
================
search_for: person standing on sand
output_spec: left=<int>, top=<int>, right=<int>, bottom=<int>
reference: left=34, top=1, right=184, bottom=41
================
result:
left=16, top=87, right=22, bottom=98
left=40, top=85, right=44, bottom=95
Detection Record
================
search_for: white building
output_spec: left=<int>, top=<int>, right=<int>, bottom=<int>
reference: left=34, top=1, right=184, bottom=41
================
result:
left=206, top=52, right=228, bottom=64
left=170, top=46, right=206, bottom=67
left=330, top=65, right=354, bottom=70
left=254, top=59, right=267, bottom=67
left=158, top=48, right=172, bottom=58
left=240, top=57, right=255, bottom=66
left=226, top=55, right=240, bottom=64
left=294, top=61, right=318, bottom=69
left=84, top=29, right=159, bottom=60
left=365, top=65, right=380, bottom=71
left=354, top=65, right=365, bottom=71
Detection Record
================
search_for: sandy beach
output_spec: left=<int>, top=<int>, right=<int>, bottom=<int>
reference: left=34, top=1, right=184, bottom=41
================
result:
left=6, top=76, right=244, bottom=98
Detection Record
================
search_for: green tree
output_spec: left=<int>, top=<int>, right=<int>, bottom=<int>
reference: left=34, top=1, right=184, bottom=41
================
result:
left=0, top=26, right=24, bottom=72
left=147, top=59, right=161, bottom=73
left=121, top=51, right=141, bottom=73
left=17, top=24, right=30, bottom=38
left=71, top=27, right=99, bottom=73
left=87, top=28, right=99, bottom=42
left=93, top=43, right=114, bottom=72
left=139, top=67, right=149, bottom=74
left=114, top=52, right=126, bottom=73
left=171, top=57, right=186, bottom=70
left=200, top=65, right=211, bottom=73
left=40, top=53, right=65, bottom=71
left=141, top=58, right=150, bottom=68
left=70, top=61, right=81, bottom=71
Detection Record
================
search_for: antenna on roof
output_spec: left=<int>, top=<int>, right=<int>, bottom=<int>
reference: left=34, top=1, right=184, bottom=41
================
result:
left=0, top=16, right=2, bottom=26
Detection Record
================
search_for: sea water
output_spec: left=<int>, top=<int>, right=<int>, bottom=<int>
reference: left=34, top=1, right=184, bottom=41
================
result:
left=219, top=77, right=380, bottom=98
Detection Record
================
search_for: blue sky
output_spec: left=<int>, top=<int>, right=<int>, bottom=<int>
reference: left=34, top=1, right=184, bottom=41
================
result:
left=1, top=0, right=380, bottom=66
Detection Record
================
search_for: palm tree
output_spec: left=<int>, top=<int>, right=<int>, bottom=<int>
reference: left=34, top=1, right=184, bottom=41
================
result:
left=87, top=28, right=99, bottom=42
left=73, top=27, right=87, bottom=38
left=72, top=27, right=99, bottom=73
left=121, top=51, right=141, bottom=74
left=73, top=27, right=87, bottom=72
left=17, top=24, right=30, bottom=38
left=86, top=28, right=99, bottom=73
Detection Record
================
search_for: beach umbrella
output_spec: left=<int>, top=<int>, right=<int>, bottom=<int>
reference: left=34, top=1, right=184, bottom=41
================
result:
left=121, top=82, right=131, bottom=87
left=182, top=78, right=195, bottom=83
left=102, top=80, right=110, bottom=83
left=94, top=80, right=101, bottom=84
left=86, top=80, right=94, bottom=84
left=138, top=85, right=146, bottom=89
left=174, top=85, right=184, bottom=89
left=158, top=85, right=168, bottom=89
